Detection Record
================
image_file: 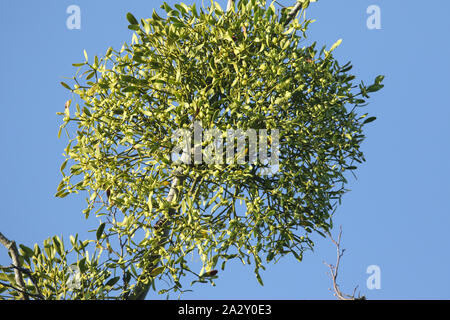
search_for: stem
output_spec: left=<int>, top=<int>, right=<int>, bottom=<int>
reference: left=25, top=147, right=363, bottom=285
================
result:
left=284, top=2, right=304, bottom=27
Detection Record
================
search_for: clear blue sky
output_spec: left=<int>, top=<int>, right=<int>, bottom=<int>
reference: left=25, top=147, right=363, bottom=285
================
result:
left=1, top=0, right=449, bottom=300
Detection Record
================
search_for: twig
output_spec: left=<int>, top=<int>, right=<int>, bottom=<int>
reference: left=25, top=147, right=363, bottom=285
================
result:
left=0, top=281, right=43, bottom=300
left=0, top=232, right=29, bottom=300
left=323, top=226, right=366, bottom=300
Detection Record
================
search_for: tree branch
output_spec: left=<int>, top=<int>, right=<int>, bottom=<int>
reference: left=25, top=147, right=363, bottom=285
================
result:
left=0, top=232, right=29, bottom=300
left=323, top=226, right=366, bottom=300
left=0, top=281, right=43, bottom=300
left=284, top=1, right=304, bottom=27
left=8, top=264, right=44, bottom=299
left=226, top=0, right=235, bottom=12
left=126, top=140, right=192, bottom=299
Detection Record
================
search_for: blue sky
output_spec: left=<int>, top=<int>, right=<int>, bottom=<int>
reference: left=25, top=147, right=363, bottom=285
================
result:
left=1, top=0, right=449, bottom=299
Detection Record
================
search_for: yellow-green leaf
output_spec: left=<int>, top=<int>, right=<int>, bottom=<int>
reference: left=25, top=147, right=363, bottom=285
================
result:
left=150, top=266, right=165, bottom=277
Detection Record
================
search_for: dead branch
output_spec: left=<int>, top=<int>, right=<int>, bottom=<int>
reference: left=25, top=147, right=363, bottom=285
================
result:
left=323, top=226, right=366, bottom=300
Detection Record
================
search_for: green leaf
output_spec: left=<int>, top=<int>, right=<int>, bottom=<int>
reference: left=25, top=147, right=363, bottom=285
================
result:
left=86, top=71, right=95, bottom=80
left=60, top=82, right=72, bottom=90
left=33, top=243, right=41, bottom=256
left=191, top=3, right=198, bottom=17
left=176, top=3, right=189, bottom=15
left=367, top=84, right=384, bottom=92
left=255, top=271, right=264, bottom=286
left=329, top=39, right=342, bottom=53
left=19, top=244, right=34, bottom=259
left=78, top=257, right=87, bottom=273
left=70, top=235, right=78, bottom=246
left=83, top=50, right=88, bottom=61
left=55, top=190, right=70, bottom=198
left=152, top=9, right=163, bottom=20
left=126, top=12, right=139, bottom=25
left=375, top=75, right=385, bottom=85
left=105, top=276, right=120, bottom=287
left=96, top=223, right=106, bottom=240
left=128, top=24, right=140, bottom=31
left=150, top=266, right=165, bottom=277
left=172, top=21, right=185, bottom=29
left=363, top=116, right=377, bottom=124
left=122, top=86, right=139, bottom=93
left=201, top=270, right=218, bottom=277
left=340, top=63, right=353, bottom=73
left=60, top=159, right=68, bottom=173
left=147, top=191, right=153, bottom=212
left=301, top=0, right=317, bottom=9
left=291, top=250, right=302, bottom=262
left=283, top=26, right=295, bottom=35
left=161, top=2, right=174, bottom=13
left=213, top=1, right=223, bottom=13
left=167, top=9, right=179, bottom=17
left=0, top=272, right=12, bottom=282
left=83, top=107, right=92, bottom=117
left=52, top=236, right=63, bottom=256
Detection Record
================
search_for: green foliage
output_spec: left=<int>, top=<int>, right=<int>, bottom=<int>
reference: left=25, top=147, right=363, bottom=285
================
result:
left=0, top=235, right=117, bottom=299
left=1, top=0, right=383, bottom=299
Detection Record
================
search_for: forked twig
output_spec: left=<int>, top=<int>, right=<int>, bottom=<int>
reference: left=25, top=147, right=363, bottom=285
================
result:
left=323, top=226, right=366, bottom=300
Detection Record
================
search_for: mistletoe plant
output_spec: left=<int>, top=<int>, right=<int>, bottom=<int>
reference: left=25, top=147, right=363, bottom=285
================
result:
left=0, top=0, right=383, bottom=299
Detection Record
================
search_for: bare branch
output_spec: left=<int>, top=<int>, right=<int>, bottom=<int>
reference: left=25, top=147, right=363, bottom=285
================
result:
left=323, top=226, right=366, bottom=300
